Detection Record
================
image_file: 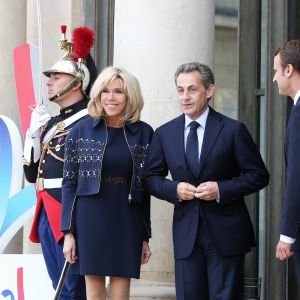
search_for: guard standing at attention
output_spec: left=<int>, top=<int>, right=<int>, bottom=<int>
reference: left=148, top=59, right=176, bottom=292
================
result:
left=22, top=25, right=97, bottom=299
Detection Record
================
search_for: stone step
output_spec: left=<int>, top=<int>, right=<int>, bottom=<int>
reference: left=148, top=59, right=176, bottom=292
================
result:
left=130, top=280, right=175, bottom=300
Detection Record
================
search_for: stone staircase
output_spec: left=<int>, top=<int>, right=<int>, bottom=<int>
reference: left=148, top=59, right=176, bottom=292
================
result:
left=130, top=279, right=176, bottom=300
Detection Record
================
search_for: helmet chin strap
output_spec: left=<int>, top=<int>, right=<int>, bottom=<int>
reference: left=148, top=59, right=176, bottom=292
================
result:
left=49, top=76, right=82, bottom=102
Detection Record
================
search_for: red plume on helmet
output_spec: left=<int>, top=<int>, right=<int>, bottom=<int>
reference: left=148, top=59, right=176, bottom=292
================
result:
left=72, top=27, right=95, bottom=62
left=43, top=25, right=98, bottom=99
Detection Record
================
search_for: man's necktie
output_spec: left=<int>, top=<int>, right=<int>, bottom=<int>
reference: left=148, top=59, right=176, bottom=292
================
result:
left=186, top=121, right=200, bottom=177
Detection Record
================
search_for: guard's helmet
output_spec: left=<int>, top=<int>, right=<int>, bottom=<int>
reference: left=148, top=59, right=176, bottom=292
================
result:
left=44, top=25, right=97, bottom=101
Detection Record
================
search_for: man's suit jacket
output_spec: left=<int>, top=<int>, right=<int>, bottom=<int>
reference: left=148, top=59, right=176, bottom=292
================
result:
left=145, top=107, right=269, bottom=259
left=281, top=99, right=300, bottom=250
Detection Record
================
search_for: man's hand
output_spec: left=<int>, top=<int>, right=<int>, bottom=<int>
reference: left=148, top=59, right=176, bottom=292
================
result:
left=63, top=233, right=77, bottom=264
left=195, top=181, right=218, bottom=201
left=177, top=182, right=196, bottom=201
left=141, top=241, right=151, bottom=264
left=276, top=240, right=294, bottom=261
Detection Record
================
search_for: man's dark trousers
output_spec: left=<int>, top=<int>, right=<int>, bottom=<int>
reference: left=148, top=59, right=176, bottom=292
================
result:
left=175, top=203, right=244, bottom=300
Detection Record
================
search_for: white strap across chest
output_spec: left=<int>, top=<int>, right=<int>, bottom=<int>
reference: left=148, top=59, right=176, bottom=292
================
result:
left=42, top=108, right=88, bottom=145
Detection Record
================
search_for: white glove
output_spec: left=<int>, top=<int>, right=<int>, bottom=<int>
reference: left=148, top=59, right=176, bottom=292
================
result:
left=27, top=105, right=51, bottom=138
left=23, top=133, right=41, bottom=163
left=23, top=105, right=51, bottom=163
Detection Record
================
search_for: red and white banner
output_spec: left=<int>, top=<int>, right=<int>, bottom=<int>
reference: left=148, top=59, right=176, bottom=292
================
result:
left=0, top=254, right=54, bottom=299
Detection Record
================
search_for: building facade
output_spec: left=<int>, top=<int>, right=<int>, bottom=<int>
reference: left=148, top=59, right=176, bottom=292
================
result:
left=0, top=0, right=300, bottom=299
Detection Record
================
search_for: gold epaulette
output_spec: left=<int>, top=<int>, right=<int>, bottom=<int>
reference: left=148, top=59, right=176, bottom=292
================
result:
left=52, top=129, right=71, bottom=139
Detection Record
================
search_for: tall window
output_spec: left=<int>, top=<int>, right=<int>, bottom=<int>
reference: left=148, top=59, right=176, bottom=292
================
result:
left=213, top=0, right=239, bottom=119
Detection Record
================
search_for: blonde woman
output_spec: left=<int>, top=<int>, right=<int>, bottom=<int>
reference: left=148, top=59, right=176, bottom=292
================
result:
left=61, top=66, right=153, bottom=300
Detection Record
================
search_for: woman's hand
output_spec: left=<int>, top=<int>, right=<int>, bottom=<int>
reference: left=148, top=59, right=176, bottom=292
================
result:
left=63, top=233, right=77, bottom=264
left=141, top=241, right=151, bottom=264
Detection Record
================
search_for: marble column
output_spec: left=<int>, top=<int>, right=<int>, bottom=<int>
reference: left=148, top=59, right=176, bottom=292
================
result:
left=114, top=1, right=214, bottom=297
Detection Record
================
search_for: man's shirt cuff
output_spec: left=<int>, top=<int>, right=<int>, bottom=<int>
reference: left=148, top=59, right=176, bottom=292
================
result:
left=280, top=234, right=296, bottom=244
left=216, top=183, right=220, bottom=203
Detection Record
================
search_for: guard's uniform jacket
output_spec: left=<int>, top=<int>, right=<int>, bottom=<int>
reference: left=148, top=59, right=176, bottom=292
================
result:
left=61, top=116, right=153, bottom=239
left=23, top=100, right=88, bottom=243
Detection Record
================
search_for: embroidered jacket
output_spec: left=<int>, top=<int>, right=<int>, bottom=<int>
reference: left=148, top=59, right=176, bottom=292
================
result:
left=61, top=116, right=154, bottom=239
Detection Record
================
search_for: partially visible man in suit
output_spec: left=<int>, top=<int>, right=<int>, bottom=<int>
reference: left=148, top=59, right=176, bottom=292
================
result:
left=274, top=40, right=300, bottom=286
left=145, top=62, right=269, bottom=300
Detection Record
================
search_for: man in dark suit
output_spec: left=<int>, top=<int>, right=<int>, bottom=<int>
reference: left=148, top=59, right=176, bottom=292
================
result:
left=274, top=40, right=300, bottom=286
left=145, top=62, right=269, bottom=300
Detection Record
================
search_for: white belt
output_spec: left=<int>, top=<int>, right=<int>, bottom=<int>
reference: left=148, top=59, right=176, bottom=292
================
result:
left=37, top=178, right=62, bottom=191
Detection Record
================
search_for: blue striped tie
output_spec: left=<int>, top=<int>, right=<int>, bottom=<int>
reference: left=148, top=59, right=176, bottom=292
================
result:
left=186, top=121, right=200, bottom=177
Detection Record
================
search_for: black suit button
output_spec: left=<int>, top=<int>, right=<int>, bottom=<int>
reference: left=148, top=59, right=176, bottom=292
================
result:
left=195, top=206, right=199, bottom=210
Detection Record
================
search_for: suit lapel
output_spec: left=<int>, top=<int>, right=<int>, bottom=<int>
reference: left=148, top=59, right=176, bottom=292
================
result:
left=285, top=122, right=289, bottom=157
left=172, top=114, right=186, bottom=165
left=170, top=114, right=197, bottom=181
left=198, top=108, right=224, bottom=175
left=171, top=111, right=224, bottom=180
left=284, top=106, right=294, bottom=162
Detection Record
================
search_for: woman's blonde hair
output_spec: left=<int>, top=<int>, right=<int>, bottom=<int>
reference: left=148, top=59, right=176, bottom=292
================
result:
left=88, top=66, right=144, bottom=123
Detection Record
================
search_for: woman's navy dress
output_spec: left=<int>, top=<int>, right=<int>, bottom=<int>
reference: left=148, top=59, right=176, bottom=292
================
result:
left=74, top=127, right=144, bottom=278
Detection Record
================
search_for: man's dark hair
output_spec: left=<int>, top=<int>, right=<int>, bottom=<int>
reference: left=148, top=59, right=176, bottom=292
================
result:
left=174, top=62, right=214, bottom=89
left=275, top=40, right=300, bottom=72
